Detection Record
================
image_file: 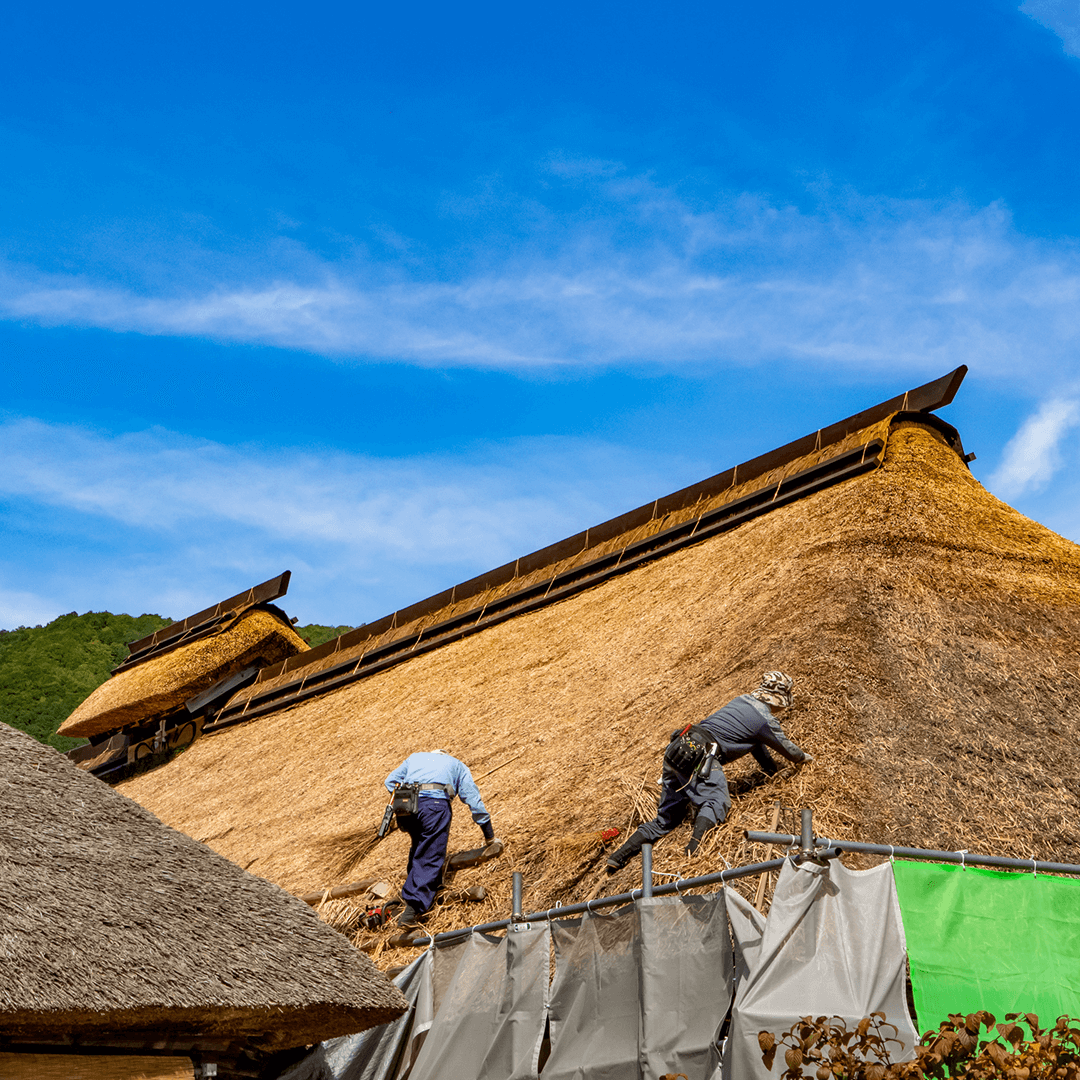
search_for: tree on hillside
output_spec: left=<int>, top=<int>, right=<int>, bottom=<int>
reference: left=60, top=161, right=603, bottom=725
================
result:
left=0, top=612, right=171, bottom=751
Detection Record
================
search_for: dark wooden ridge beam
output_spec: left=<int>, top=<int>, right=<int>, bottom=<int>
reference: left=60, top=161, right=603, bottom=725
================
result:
left=225, top=366, right=967, bottom=696
left=112, top=571, right=292, bottom=675
left=206, top=443, right=884, bottom=731
left=205, top=395, right=968, bottom=733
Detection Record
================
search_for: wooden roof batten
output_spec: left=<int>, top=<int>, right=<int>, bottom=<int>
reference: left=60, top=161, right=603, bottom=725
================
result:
left=204, top=366, right=969, bottom=732
left=112, top=571, right=294, bottom=675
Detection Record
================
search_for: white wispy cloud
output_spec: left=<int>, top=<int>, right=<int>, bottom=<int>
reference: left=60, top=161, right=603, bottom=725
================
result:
left=0, top=416, right=686, bottom=629
left=1021, top=0, right=1080, bottom=57
left=989, top=397, right=1080, bottom=497
left=4, top=180, right=1080, bottom=384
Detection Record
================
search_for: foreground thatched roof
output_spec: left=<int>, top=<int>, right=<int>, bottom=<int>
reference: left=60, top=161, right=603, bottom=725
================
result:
left=59, top=607, right=308, bottom=740
left=118, top=416, right=1080, bottom=964
left=0, top=722, right=406, bottom=1047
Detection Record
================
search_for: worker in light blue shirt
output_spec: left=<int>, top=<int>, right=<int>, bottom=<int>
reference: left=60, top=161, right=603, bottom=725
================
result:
left=384, top=750, right=497, bottom=926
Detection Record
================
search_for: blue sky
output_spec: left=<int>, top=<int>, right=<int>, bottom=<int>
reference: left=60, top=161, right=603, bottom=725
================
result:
left=4, top=0, right=1080, bottom=629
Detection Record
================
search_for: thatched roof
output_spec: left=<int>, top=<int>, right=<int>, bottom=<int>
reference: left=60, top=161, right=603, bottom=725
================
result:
left=0, top=722, right=406, bottom=1047
left=117, top=413, right=1080, bottom=966
left=58, top=607, right=308, bottom=740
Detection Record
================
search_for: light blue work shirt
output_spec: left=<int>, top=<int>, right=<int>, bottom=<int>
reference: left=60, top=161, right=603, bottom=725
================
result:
left=385, top=752, right=491, bottom=827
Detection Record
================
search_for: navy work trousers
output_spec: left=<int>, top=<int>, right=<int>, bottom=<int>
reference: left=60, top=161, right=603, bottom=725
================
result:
left=636, top=761, right=732, bottom=843
left=399, top=796, right=453, bottom=914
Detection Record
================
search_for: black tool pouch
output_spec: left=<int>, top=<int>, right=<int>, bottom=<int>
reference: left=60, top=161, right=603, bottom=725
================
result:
left=664, top=725, right=710, bottom=773
left=392, top=783, right=420, bottom=817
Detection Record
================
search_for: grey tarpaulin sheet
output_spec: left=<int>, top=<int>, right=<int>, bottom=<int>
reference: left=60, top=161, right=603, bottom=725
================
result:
left=724, top=859, right=918, bottom=1080
left=639, top=896, right=734, bottom=1079
left=408, top=923, right=551, bottom=1080
left=275, top=951, right=432, bottom=1080
left=544, top=896, right=731, bottom=1080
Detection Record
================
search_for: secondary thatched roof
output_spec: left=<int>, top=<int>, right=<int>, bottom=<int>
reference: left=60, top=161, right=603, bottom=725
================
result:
left=59, top=607, right=308, bottom=740
left=0, top=722, right=406, bottom=1047
left=118, top=414, right=1080, bottom=966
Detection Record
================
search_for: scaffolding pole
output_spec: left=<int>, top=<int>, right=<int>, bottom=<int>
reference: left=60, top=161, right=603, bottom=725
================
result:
left=409, top=855, right=788, bottom=947
left=746, top=832, right=1080, bottom=877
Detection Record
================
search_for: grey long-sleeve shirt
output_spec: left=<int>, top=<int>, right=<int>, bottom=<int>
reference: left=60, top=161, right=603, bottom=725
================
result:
left=696, top=694, right=809, bottom=775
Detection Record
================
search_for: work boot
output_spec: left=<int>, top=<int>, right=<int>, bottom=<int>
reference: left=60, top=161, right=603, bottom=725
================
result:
left=396, top=903, right=419, bottom=927
left=606, top=829, right=649, bottom=873
left=685, top=815, right=716, bottom=857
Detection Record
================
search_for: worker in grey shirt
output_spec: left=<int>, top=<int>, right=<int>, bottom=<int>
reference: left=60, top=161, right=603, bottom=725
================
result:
left=606, top=671, right=813, bottom=872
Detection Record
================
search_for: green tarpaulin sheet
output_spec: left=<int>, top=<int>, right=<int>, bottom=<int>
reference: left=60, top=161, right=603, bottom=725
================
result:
left=893, top=861, right=1080, bottom=1035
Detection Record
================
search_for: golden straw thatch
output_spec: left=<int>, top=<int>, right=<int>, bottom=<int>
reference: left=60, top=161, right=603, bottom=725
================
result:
left=118, top=417, right=1080, bottom=967
left=58, top=607, right=308, bottom=739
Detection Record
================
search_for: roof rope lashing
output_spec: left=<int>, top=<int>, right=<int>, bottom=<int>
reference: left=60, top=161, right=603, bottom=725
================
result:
left=1032, top=859, right=1038, bottom=877
left=958, top=849, right=968, bottom=870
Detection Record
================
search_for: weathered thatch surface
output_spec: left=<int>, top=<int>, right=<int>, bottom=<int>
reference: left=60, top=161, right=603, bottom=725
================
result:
left=119, top=419, right=1080, bottom=967
left=59, top=608, right=308, bottom=739
left=0, top=722, right=406, bottom=1047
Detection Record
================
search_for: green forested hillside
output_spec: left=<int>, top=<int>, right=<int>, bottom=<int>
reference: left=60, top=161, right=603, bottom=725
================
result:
left=0, top=612, right=172, bottom=751
left=296, top=623, right=354, bottom=648
left=0, top=613, right=354, bottom=751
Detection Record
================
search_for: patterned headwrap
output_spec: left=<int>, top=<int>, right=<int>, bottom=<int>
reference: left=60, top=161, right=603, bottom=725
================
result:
left=750, top=670, right=794, bottom=709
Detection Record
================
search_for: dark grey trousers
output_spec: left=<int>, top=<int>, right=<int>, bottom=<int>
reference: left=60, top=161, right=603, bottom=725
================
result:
left=636, top=761, right=732, bottom=842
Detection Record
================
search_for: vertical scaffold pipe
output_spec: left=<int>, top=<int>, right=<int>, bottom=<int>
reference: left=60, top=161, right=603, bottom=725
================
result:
left=512, top=871, right=523, bottom=922
left=800, top=808, right=813, bottom=856
left=642, top=843, right=653, bottom=899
